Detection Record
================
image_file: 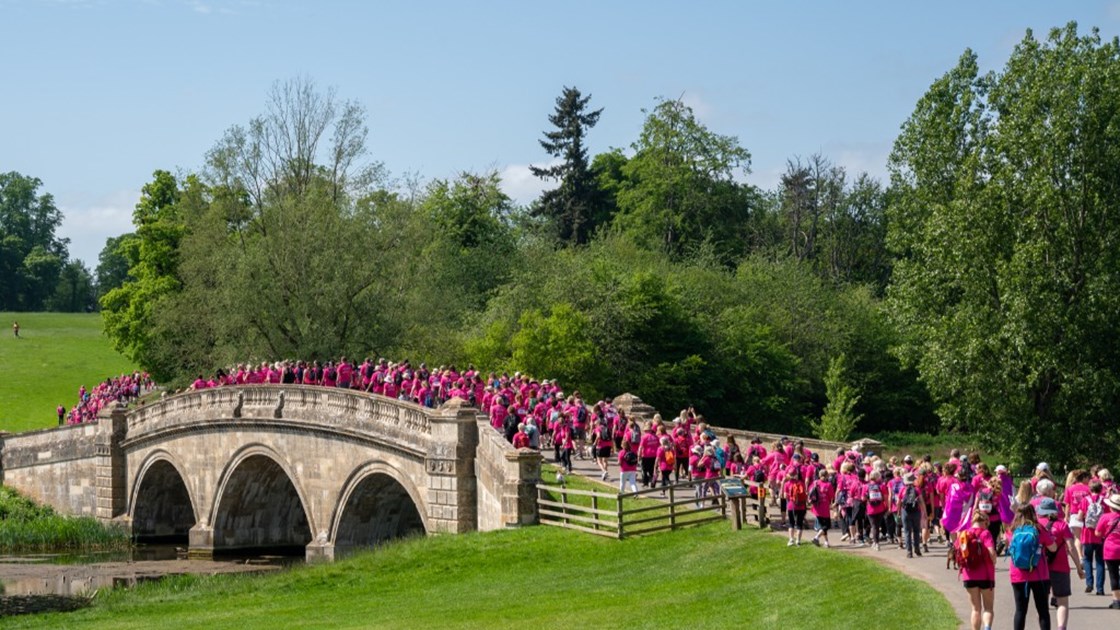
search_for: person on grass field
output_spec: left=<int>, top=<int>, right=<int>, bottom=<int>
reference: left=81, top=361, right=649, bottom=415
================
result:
left=12, top=321, right=19, bottom=338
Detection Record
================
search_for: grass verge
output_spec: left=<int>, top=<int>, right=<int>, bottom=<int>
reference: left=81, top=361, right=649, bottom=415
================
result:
left=0, top=487, right=130, bottom=553
left=0, top=312, right=137, bottom=433
left=0, top=521, right=956, bottom=630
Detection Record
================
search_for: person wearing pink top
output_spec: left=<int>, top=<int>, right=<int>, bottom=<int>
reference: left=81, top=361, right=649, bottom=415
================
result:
left=1037, top=498, right=1083, bottom=630
left=1005, top=504, right=1059, bottom=630
left=808, top=469, right=835, bottom=548
left=655, top=437, right=675, bottom=496
left=1077, top=480, right=1107, bottom=595
left=864, top=470, right=889, bottom=551
left=1095, top=493, right=1120, bottom=609
left=782, top=465, right=809, bottom=546
left=958, top=510, right=997, bottom=630
left=617, top=445, right=639, bottom=494
left=638, top=424, right=660, bottom=489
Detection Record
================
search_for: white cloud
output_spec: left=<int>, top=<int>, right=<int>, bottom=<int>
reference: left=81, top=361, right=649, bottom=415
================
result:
left=498, top=160, right=559, bottom=206
left=679, top=91, right=714, bottom=122
left=56, top=189, right=139, bottom=267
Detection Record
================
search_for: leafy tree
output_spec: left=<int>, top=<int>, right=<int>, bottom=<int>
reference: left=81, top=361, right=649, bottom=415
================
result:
left=100, top=170, right=189, bottom=379
left=95, top=233, right=135, bottom=299
left=0, top=172, right=69, bottom=310
left=613, top=97, right=754, bottom=260
left=510, top=303, right=602, bottom=397
left=812, top=353, right=863, bottom=442
left=49, top=260, right=95, bottom=312
left=887, top=23, right=1120, bottom=468
left=530, top=86, right=605, bottom=245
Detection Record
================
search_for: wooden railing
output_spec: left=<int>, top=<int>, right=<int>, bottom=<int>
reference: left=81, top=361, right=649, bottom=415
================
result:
left=536, top=478, right=791, bottom=538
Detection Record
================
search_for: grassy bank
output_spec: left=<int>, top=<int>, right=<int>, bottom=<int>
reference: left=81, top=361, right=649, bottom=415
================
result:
left=0, top=312, right=137, bottom=433
left=0, top=487, right=130, bottom=553
left=1, top=521, right=957, bottom=630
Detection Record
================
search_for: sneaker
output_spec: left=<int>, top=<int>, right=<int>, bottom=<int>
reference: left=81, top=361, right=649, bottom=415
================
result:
left=915, top=550, right=922, bottom=557
left=1098, top=591, right=1106, bottom=596
left=811, top=538, right=821, bottom=547
left=796, top=541, right=801, bottom=546
left=1050, top=596, right=1058, bottom=608
left=1086, top=586, right=1094, bottom=594
left=873, top=543, right=880, bottom=551
left=788, top=539, right=795, bottom=547
left=823, top=542, right=830, bottom=548
left=840, top=533, right=850, bottom=542
left=923, top=543, right=930, bottom=554
left=1109, top=600, right=1120, bottom=609
left=907, top=552, right=913, bottom=558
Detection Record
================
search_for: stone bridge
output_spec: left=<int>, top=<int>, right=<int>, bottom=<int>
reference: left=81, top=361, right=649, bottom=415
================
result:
left=0, top=386, right=541, bottom=561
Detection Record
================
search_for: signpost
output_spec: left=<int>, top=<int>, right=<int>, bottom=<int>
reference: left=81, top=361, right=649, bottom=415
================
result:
left=719, top=478, right=748, bottom=530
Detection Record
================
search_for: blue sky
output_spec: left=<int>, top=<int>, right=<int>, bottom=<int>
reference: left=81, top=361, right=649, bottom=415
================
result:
left=3, top=0, right=1119, bottom=267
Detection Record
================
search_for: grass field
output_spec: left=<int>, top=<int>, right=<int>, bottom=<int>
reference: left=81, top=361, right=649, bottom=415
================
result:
left=0, top=312, right=137, bottom=433
left=0, top=522, right=957, bottom=630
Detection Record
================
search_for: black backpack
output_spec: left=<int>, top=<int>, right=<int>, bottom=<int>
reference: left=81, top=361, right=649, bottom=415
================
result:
left=624, top=451, right=638, bottom=466
left=752, top=468, right=766, bottom=483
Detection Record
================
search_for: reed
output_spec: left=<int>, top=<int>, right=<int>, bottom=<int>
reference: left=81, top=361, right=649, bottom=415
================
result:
left=0, top=486, right=130, bottom=552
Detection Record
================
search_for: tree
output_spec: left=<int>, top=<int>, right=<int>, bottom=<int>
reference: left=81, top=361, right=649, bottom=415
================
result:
left=812, top=353, right=863, bottom=442
left=95, top=233, right=135, bottom=299
left=100, top=170, right=189, bottom=379
left=887, top=23, right=1120, bottom=469
left=530, top=86, right=605, bottom=245
left=49, top=260, right=95, bottom=312
left=613, top=97, right=754, bottom=260
left=0, top=172, right=69, bottom=310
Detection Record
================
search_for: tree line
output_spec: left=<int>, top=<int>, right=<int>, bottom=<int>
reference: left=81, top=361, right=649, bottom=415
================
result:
left=15, top=22, right=1120, bottom=471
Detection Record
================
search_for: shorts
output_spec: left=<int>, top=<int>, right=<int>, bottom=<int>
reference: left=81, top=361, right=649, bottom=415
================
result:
left=963, top=580, right=995, bottom=590
left=595, top=446, right=611, bottom=458
left=1049, top=571, right=1072, bottom=598
left=787, top=509, right=806, bottom=530
left=572, top=428, right=587, bottom=441
left=814, top=516, right=832, bottom=531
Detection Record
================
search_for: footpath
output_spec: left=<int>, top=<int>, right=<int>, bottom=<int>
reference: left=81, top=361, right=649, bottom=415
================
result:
left=553, top=448, right=1117, bottom=630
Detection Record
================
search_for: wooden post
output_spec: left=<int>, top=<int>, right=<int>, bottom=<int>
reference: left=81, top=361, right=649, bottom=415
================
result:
left=730, top=497, right=742, bottom=530
left=669, top=485, right=677, bottom=531
left=591, top=494, right=599, bottom=531
left=617, top=495, right=625, bottom=540
left=561, top=487, right=568, bottom=525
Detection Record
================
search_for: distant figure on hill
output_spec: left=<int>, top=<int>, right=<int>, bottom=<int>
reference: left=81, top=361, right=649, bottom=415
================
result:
left=56, top=404, right=65, bottom=426
left=12, top=321, right=19, bottom=338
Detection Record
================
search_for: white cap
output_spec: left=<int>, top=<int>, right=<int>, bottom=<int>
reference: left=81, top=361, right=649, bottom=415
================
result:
left=995, top=465, right=1007, bottom=473
left=1037, top=462, right=1050, bottom=471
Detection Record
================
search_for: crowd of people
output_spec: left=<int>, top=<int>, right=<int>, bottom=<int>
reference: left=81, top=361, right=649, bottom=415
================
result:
left=58, top=371, right=153, bottom=425
left=67, top=357, right=1120, bottom=629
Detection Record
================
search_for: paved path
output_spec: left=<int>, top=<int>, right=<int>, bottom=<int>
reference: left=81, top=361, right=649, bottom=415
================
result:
left=550, top=447, right=1119, bottom=630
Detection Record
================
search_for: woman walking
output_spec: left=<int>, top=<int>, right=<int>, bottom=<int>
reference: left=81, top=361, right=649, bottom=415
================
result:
left=1006, top=504, right=1059, bottom=630
left=958, top=510, right=997, bottom=630
left=1094, top=492, right=1120, bottom=609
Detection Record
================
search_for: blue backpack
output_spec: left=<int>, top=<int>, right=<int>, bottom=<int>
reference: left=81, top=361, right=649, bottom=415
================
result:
left=1009, top=525, right=1041, bottom=571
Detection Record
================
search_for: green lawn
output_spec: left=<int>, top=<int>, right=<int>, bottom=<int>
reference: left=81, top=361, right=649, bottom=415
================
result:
left=0, top=312, right=137, bottom=433
left=1, top=523, right=957, bottom=630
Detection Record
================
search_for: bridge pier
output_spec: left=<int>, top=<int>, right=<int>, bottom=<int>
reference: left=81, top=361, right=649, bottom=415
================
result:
left=188, top=523, right=214, bottom=559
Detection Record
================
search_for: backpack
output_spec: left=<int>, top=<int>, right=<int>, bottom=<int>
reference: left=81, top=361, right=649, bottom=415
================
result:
left=1086, top=496, right=1105, bottom=528
left=623, top=451, right=638, bottom=466
left=628, top=426, right=641, bottom=445
left=576, top=405, right=589, bottom=424
left=954, top=529, right=986, bottom=571
left=808, top=483, right=820, bottom=504
left=752, top=468, right=766, bottom=484
left=902, top=485, right=921, bottom=510
left=791, top=481, right=807, bottom=504
left=868, top=482, right=883, bottom=504
left=664, top=449, right=676, bottom=467
left=836, top=483, right=850, bottom=507
left=1009, top=525, right=1041, bottom=572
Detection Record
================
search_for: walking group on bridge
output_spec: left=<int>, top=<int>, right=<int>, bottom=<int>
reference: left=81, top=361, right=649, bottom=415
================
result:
left=68, top=359, right=1120, bottom=630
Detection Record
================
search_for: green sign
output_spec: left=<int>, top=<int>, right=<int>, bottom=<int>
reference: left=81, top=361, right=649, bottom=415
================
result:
left=718, top=478, right=748, bottom=498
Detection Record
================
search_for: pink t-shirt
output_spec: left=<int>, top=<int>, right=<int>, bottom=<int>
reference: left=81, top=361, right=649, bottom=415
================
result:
left=639, top=432, right=660, bottom=459
left=1095, top=511, right=1120, bottom=561
left=809, top=480, right=834, bottom=518
left=959, top=526, right=996, bottom=582
left=1078, top=494, right=1106, bottom=544
left=617, top=450, right=638, bottom=473
left=864, top=481, right=889, bottom=515
left=783, top=479, right=809, bottom=511
left=1005, top=524, right=1055, bottom=583
left=656, top=446, right=674, bottom=471
left=1039, top=517, right=1074, bottom=573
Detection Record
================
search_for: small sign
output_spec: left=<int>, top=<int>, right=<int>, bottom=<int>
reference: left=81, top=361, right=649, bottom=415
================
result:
left=718, top=477, right=748, bottom=498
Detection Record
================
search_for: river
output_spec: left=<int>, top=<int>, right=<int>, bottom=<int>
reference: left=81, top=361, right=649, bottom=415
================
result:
left=0, top=546, right=295, bottom=617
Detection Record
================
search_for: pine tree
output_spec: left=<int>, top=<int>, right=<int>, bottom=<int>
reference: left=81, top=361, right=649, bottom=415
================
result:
left=530, top=86, right=604, bottom=245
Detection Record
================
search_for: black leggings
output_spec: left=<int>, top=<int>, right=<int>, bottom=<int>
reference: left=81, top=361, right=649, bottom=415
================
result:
left=1108, top=558, right=1120, bottom=592
left=1011, top=580, right=1050, bottom=630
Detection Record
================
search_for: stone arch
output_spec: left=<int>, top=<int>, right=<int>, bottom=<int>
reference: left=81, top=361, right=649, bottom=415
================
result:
left=130, top=451, right=197, bottom=543
left=330, top=461, right=429, bottom=552
left=209, top=445, right=314, bottom=554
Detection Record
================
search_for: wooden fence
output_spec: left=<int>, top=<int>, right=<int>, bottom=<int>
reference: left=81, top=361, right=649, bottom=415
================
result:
left=536, top=478, right=787, bottom=539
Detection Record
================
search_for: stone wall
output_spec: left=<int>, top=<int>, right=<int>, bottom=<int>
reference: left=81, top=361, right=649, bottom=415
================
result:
left=475, top=420, right=541, bottom=531
left=0, top=423, right=100, bottom=517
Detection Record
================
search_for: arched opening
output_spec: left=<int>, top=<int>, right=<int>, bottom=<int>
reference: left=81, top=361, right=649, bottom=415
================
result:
left=132, top=460, right=196, bottom=544
left=335, top=473, right=425, bottom=553
left=212, top=454, right=312, bottom=555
